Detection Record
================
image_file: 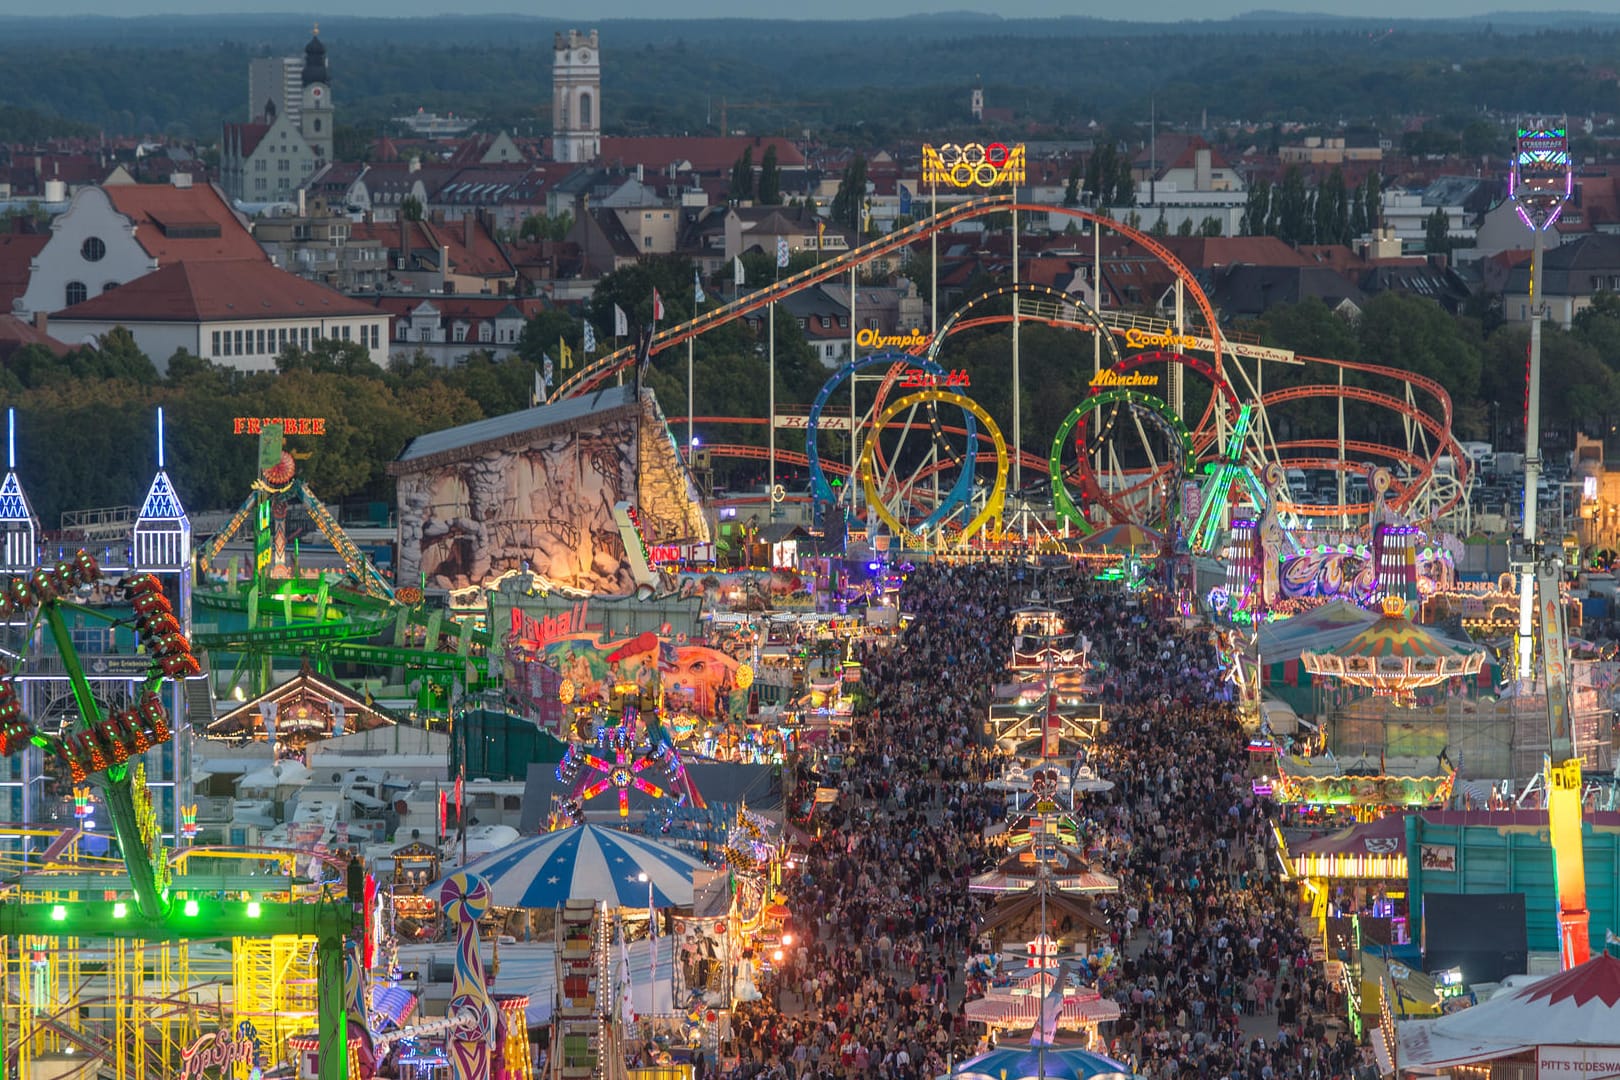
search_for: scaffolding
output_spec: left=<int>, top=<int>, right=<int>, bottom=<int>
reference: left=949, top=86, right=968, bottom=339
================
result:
left=232, top=933, right=319, bottom=1070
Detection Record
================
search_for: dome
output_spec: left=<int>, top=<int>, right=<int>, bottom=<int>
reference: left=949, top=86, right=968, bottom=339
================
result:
left=302, top=29, right=328, bottom=86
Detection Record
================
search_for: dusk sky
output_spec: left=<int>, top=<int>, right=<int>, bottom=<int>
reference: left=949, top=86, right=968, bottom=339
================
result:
left=0, top=0, right=1577, bottom=18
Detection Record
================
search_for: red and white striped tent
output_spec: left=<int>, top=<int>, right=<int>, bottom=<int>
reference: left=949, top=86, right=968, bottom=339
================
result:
left=1396, top=950, right=1620, bottom=1074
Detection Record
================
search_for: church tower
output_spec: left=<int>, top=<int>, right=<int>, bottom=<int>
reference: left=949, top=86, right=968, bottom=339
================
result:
left=971, top=77, right=984, bottom=122
left=552, top=29, right=600, bottom=164
left=300, top=26, right=333, bottom=168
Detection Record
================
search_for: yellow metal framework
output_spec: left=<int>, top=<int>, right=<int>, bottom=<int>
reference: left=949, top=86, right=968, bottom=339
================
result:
left=233, top=933, right=319, bottom=1072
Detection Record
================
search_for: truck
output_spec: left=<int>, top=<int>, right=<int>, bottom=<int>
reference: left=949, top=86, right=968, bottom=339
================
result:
left=1492, top=452, right=1526, bottom=478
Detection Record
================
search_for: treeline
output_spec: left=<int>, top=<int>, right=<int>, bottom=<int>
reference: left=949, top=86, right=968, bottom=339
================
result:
left=3, top=256, right=828, bottom=524
left=2, top=17, right=1620, bottom=142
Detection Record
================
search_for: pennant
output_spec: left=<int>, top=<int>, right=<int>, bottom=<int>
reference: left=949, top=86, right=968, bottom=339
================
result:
left=583, top=321, right=597, bottom=354
left=614, top=303, right=629, bottom=337
left=693, top=269, right=706, bottom=305
left=776, top=235, right=790, bottom=269
left=652, top=288, right=665, bottom=322
left=734, top=255, right=745, bottom=286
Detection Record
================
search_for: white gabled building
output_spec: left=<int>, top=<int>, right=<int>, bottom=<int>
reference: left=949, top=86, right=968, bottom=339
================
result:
left=49, top=258, right=389, bottom=375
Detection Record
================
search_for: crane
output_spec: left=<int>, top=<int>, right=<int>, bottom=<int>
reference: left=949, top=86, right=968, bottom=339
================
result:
left=715, top=97, right=828, bottom=136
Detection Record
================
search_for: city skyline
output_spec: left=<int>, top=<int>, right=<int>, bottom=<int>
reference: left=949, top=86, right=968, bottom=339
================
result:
left=0, top=0, right=1596, bottom=19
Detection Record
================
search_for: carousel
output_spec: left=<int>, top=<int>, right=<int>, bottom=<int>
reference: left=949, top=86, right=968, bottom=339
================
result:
left=1299, top=595, right=1484, bottom=705
left=961, top=932, right=1121, bottom=1045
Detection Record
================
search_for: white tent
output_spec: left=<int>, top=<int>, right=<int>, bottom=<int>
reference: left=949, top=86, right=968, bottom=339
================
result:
left=1397, top=951, right=1620, bottom=1073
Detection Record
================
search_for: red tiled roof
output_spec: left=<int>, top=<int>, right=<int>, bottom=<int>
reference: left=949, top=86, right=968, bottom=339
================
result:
left=51, top=260, right=377, bottom=322
left=103, top=183, right=265, bottom=264
left=0, top=314, right=71, bottom=361
left=597, top=136, right=806, bottom=174
left=224, top=122, right=271, bottom=160
left=0, top=233, right=48, bottom=309
left=1159, top=235, right=1312, bottom=269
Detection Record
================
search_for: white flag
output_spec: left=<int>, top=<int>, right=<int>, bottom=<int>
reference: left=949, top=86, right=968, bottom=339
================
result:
left=583, top=321, right=597, bottom=354
left=693, top=269, right=706, bottom=304
left=260, top=701, right=278, bottom=743
left=775, top=236, right=790, bottom=269
left=614, top=304, right=629, bottom=337
left=1031, top=962, right=1071, bottom=1047
left=734, top=255, right=745, bottom=286
left=332, top=701, right=345, bottom=737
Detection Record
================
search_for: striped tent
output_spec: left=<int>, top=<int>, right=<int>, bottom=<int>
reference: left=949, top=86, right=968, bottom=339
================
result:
left=436, top=824, right=708, bottom=909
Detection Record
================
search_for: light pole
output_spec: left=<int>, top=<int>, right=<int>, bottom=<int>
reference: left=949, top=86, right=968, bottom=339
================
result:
left=637, top=871, right=657, bottom=1015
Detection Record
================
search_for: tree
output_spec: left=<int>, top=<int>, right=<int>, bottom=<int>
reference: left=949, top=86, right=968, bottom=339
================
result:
left=1062, top=163, right=1081, bottom=207
left=401, top=195, right=424, bottom=222
left=1358, top=292, right=1483, bottom=404
left=757, top=145, right=782, bottom=205
left=1424, top=207, right=1452, bottom=255
left=1198, top=216, right=1223, bottom=237
left=1084, top=143, right=1116, bottom=206
left=1314, top=167, right=1349, bottom=246
left=1241, top=180, right=1271, bottom=237
left=830, top=156, right=868, bottom=233
left=519, top=211, right=573, bottom=242
left=1176, top=216, right=1194, bottom=236
left=728, top=147, right=755, bottom=203
left=1272, top=166, right=1310, bottom=244
left=1364, top=171, right=1383, bottom=233
left=1111, top=155, right=1135, bottom=207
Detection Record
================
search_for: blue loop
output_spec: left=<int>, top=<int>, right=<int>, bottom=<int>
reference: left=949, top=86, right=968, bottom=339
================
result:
left=805, top=350, right=979, bottom=532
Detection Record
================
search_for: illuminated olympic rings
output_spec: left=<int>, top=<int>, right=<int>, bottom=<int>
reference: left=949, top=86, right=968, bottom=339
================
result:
left=860, top=390, right=1007, bottom=545
left=1049, top=389, right=1195, bottom=532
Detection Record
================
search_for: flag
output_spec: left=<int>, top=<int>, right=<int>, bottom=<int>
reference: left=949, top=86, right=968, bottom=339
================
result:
left=734, top=255, right=745, bottom=286
left=583, top=321, right=597, bottom=354
left=542, top=354, right=554, bottom=390
left=817, top=220, right=826, bottom=252
left=652, top=288, right=665, bottom=322
left=558, top=337, right=573, bottom=370
left=332, top=701, right=346, bottom=737
left=693, top=269, right=706, bottom=305
left=617, top=920, right=636, bottom=1026
left=532, top=367, right=544, bottom=407
left=1031, top=962, right=1071, bottom=1047
left=614, top=303, right=629, bottom=337
left=899, top=184, right=913, bottom=216
left=775, top=236, right=790, bottom=268
left=260, top=701, right=278, bottom=745
left=648, top=886, right=660, bottom=1013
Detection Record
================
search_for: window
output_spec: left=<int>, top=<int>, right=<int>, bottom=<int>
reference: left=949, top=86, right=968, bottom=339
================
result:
left=102, top=282, right=117, bottom=294
left=81, top=237, right=106, bottom=262
left=368, top=324, right=380, bottom=349
left=397, top=322, right=407, bottom=341
left=255, top=178, right=268, bottom=192
left=340, top=325, right=351, bottom=341
left=301, top=328, right=311, bottom=348
left=222, top=331, right=233, bottom=357
left=578, top=92, right=592, bottom=128
left=65, top=281, right=87, bottom=306
left=453, top=324, right=467, bottom=342
left=644, top=236, right=653, bottom=249
left=234, top=330, right=244, bottom=355
left=313, top=119, right=322, bottom=132
left=279, top=159, right=290, bottom=172
left=212, top=331, right=222, bottom=357
left=279, top=328, right=289, bottom=350
left=255, top=159, right=267, bottom=171
left=257, top=329, right=267, bottom=353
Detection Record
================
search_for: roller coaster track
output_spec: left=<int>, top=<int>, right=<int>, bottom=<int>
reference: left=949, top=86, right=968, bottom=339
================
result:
left=549, top=197, right=1224, bottom=401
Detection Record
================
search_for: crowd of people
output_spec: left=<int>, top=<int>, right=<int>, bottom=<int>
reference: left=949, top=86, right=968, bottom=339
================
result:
left=711, top=561, right=1372, bottom=1080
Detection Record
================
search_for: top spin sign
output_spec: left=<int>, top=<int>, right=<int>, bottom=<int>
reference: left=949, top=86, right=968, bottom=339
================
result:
left=922, top=143, right=1026, bottom=189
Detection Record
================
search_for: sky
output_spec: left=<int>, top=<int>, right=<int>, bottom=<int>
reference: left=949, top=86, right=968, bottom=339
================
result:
left=0, top=0, right=1597, bottom=18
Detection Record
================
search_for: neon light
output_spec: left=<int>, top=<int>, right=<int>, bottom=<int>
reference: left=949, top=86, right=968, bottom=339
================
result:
left=232, top=417, right=326, bottom=436
left=157, top=406, right=165, bottom=469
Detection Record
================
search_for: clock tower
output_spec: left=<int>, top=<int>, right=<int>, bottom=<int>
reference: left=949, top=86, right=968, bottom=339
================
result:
left=552, top=29, right=600, bottom=164
left=300, top=26, right=334, bottom=168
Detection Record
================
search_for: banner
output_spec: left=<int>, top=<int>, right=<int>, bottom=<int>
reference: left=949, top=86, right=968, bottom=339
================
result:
left=1539, top=1046, right=1620, bottom=1080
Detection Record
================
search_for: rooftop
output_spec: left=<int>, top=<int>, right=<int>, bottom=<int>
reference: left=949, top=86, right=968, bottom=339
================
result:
left=51, top=259, right=378, bottom=322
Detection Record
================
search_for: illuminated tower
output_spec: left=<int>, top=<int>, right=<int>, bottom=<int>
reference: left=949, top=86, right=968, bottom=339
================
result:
left=0, top=410, right=39, bottom=828
left=132, top=407, right=194, bottom=841
left=1511, top=125, right=1571, bottom=681
left=552, top=29, right=601, bottom=163
left=971, top=78, right=984, bottom=122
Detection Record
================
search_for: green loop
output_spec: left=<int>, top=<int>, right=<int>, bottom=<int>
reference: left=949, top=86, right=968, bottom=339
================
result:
left=1048, top=389, right=1194, bottom=532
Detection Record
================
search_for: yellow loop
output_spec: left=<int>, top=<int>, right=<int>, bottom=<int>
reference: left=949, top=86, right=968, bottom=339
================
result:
left=857, top=390, right=1008, bottom=547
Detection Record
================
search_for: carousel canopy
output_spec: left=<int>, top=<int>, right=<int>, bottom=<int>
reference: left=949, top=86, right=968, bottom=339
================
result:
left=436, top=824, right=707, bottom=909
left=1397, top=950, right=1620, bottom=1070
left=952, top=1045, right=1133, bottom=1080
left=1079, top=523, right=1163, bottom=552
left=1300, top=596, right=1483, bottom=694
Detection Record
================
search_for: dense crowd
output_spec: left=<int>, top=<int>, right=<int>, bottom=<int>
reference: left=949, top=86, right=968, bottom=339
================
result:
left=713, top=561, right=1371, bottom=1080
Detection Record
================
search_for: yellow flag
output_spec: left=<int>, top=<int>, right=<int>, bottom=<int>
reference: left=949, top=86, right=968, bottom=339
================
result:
left=559, top=337, right=573, bottom=370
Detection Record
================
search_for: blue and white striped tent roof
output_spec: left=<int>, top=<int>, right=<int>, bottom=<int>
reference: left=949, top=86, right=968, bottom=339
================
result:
left=437, top=824, right=709, bottom=910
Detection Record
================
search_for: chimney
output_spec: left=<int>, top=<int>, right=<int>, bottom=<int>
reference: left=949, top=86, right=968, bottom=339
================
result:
left=636, top=163, right=644, bottom=183
left=408, top=155, right=421, bottom=174
left=440, top=244, right=451, bottom=292
left=32, top=312, right=47, bottom=335
left=171, top=172, right=193, bottom=189
left=298, top=187, right=307, bottom=217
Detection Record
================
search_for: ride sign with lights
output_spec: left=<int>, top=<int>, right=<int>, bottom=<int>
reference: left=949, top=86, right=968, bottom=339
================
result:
left=922, top=142, right=1027, bottom=188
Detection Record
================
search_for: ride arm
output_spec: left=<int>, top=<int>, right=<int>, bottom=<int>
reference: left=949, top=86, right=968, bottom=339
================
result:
left=1538, top=556, right=1589, bottom=968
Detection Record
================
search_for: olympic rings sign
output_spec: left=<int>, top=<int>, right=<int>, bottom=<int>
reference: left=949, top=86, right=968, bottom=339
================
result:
left=922, top=142, right=1027, bottom=189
